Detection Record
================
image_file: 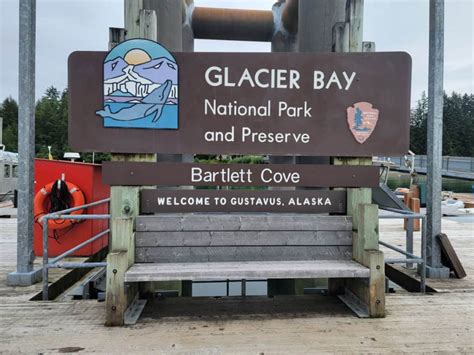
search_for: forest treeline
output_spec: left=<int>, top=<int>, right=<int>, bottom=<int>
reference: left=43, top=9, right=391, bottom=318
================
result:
left=1, top=87, right=473, bottom=160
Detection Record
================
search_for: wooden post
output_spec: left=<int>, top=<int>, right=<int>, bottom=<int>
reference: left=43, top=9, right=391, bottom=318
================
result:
left=139, top=9, right=157, bottom=40
left=330, top=0, right=385, bottom=317
left=141, top=0, right=193, bottom=296
left=182, top=0, right=194, bottom=52
left=267, top=0, right=297, bottom=296
left=124, top=0, right=143, bottom=39
left=297, top=0, right=348, bottom=296
left=105, top=5, right=157, bottom=326
left=345, top=0, right=363, bottom=52
left=411, top=198, right=421, bottom=231
left=105, top=218, right=134, bottom=326
left=298, top=0, right=346, bottom=53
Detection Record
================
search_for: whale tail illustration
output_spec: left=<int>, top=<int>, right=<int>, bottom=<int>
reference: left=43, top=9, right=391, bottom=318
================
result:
left=96, top=105, right=112, bottom=118
left=147, top=104, right=165, bottom=122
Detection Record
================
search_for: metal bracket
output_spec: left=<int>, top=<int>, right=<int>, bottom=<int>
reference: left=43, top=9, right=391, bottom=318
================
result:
left=124, top=294, right=147, bottom=325
left=338, top=288, right=369, bottom=318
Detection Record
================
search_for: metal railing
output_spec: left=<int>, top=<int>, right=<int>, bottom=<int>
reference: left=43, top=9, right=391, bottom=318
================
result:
left=379, top=207, right=426, bottom=293
left=381, top=155, right=474, bottom=179
left=42, top=198, right=110, bottom=300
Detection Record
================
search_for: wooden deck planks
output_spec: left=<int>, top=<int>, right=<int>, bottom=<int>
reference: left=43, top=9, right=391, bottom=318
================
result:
left=0, top=217, right=473, bottom=353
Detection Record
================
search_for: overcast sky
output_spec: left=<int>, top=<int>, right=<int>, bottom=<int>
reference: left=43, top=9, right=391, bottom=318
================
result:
left=1, top=0, right=472, bottom=107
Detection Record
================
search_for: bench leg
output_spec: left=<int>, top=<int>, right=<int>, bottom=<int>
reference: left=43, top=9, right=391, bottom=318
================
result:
left=343, top=250, right=385, bottom=318
left=106, top=251, right=137, bottom=326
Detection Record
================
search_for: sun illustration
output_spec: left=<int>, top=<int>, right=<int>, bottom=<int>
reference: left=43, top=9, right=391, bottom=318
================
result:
left=123, top=49, right=151, bottom=65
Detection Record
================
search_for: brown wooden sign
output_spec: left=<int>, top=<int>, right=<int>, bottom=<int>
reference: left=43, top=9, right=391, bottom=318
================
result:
left=140, top=189, right=346, bottom=213
left=103, top=161, right=379, bottom=187
left=69, top=48, right=411, bottom=156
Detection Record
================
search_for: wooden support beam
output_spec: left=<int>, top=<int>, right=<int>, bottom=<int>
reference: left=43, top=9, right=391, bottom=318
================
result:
left=385, top=264, right=437, bottom=293
left=105, top=251, right=129, bottom=326
left=108, top=28, right=125, bottom=49
left=124, top=0, right=142, bottom=39
left=438, top=233, right=467, bottom=279
left=106, top=6, right=158, bottom=326
left=330, top=1, right=385, bottom=317
left=332, top=22, right=349, bottom=53
left=298, top=0, right=346, bottom=52
left=139, top=9, right=157, bottom=41
left=182, top=0, right=194, bottom=51
left=345, top=0, right=364, bottom=52
left=357, top=204, right=379, bottom=251
left=368, top=250, right=385, bottom=317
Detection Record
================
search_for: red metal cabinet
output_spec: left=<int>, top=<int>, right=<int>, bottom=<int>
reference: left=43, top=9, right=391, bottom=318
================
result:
left=33, top=159, right=110, bottom=257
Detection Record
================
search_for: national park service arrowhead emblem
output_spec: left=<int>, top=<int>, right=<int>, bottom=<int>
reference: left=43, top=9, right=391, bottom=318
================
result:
left=347, top=102, right=379, bottom=144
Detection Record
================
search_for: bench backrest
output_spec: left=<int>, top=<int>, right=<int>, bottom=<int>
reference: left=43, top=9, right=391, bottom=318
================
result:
left=135, top=214, right=353, bottom=263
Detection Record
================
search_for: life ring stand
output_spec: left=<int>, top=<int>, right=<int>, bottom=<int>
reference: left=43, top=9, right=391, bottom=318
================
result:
left=34, top=181, right=86, bottom=230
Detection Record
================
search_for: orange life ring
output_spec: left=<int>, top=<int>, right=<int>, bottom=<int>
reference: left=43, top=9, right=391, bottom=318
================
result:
left=34, top=181, right=86, bottom=230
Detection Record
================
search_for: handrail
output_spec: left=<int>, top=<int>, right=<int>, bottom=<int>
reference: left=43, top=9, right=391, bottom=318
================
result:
left=50, top=228, right=110, bottom=264
left=378, top=207, right=426, bottom=293
left=42, top=198, right=111, bottom=301
left=44, top=197, right=110, bottom=217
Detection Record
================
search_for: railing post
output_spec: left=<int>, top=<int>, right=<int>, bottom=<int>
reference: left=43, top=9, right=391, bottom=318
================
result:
left=426, top=0, right=450, bottom=278
left=420, top=217, right=427, bottom=293
left=42, top=218, right=49, bottom=300
left=7, top=0, right=39, bottom=287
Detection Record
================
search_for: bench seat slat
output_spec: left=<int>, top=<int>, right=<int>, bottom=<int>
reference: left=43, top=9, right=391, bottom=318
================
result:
left=125, top=260, right=369, bottom=282
left=136, top=214, right=352, bottom=232
left=135, top=246, right=352, bottom=263
left=135, top=231, right=353, bottom=247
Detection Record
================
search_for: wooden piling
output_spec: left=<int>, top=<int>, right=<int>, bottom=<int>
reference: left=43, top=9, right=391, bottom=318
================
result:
left=330, top=1, right=385, bottom=317
left=105, top=4, right=158, bottom=326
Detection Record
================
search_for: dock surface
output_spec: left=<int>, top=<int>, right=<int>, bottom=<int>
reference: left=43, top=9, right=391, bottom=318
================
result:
left=1, top=217, right=473, bottom=354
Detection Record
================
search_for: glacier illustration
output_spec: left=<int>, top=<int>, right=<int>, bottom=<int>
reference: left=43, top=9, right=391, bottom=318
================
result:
left=96, top=39, right=179, bottom=129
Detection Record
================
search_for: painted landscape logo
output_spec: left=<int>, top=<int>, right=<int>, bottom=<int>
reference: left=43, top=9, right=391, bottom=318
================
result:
left=96, top=39, right=178, bottom=129
left=346, top=102, right=379, bottom=144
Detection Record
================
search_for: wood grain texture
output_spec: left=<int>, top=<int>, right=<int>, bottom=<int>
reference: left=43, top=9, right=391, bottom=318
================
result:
left=2, top=217, right=474, bottom=353
left=125, top=260, right=370, bottom=282
left=135, top=246, right=353, bottom=263
left=136, top=214, right=352, bottom=232
left=368, top=250, right=385, bottom=317
left=438, top=233, right=467, bottom=279
left=357, top=204, right=379, bottom=251
left=135, top=230, right=353, bottom=247
left=105, top=251, right=128, bottom=326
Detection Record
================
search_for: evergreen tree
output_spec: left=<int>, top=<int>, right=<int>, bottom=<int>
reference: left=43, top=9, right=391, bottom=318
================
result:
left=0, top=97, right=19, bottom=151
left=34, top=86, right=74, bottom=159
left=409, top=91, right=428, bottom=154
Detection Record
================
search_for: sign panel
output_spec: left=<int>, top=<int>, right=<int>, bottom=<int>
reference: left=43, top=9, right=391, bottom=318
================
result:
left=69, top=42, right=411, bottom=156
left=102, top=161, right=379, bottom=187
left=140, top=190, right=346, bottom=214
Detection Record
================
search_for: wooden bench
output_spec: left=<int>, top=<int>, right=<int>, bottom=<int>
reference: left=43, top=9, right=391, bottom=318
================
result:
left=126, top=214, right=369, bottom=282
left=104, top=210, right=385, bottom=325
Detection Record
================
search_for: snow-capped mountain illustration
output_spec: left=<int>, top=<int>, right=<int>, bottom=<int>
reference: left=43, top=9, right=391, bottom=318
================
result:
left=103, top=57, right=178, bottom=100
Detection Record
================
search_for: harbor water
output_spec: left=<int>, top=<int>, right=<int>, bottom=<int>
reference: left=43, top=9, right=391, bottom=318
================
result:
left=387, top=171, right=473, bottom=193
